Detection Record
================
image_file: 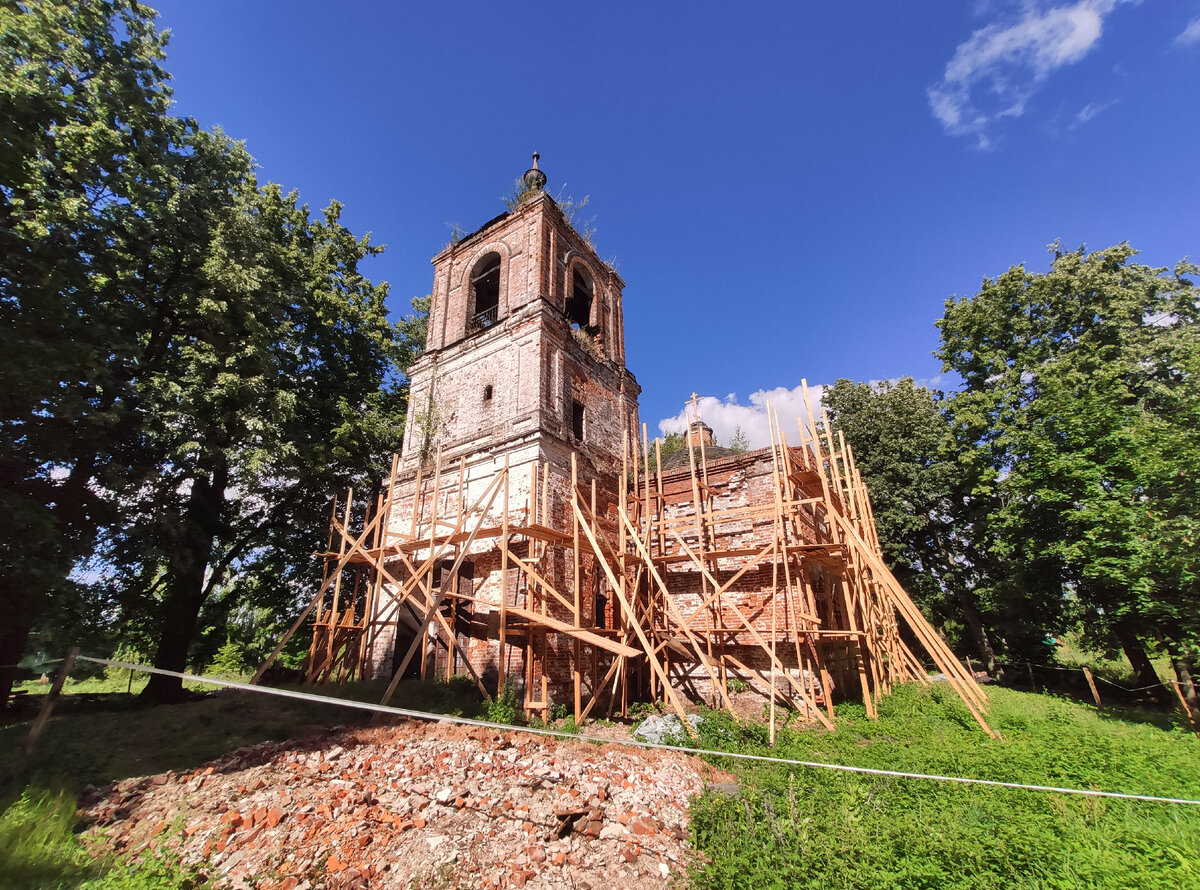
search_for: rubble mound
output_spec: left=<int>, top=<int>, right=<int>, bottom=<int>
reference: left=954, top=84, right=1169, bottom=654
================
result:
left=79, top=718, right=722, bottom=889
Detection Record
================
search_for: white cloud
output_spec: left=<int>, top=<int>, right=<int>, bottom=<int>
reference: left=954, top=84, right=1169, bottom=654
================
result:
left=913, top=374, right=951, bottom=392
left=1072, top=98, right=1116, bottom=126
left=929, top=1, right=1127, bottom=147
left=655, top=377, right=958, bottom=452
left=656, top=384, right=828, bottom=451
left=1175, top=16, right=1200, bottom=46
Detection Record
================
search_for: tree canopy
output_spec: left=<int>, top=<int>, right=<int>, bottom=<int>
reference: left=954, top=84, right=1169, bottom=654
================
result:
left=937, top=242, right=1198, bottom=696
left=823, top=378, right=996, bottom=668
left=826, top=245, right=1198, bottom=703
left=1, top=0, right=183, bottom=703
left=1, top=1, right=424, bottom=704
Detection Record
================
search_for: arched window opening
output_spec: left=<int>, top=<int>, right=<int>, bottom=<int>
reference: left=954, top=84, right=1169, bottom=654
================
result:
left=566, top=266, right=592, bottom=329
left=469, top=253, right=501, bottom=332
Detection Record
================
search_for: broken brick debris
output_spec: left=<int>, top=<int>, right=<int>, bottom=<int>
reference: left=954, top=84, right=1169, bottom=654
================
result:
left=78, top=718, right=721, bottom=889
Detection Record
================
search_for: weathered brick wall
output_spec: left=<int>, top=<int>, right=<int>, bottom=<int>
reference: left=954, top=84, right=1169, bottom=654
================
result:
left=365, top=450, right=625, bottom=705
left=362, top=184, right=641, bottom=707
left=400, top=308, right=545, bottom=468
left=557, top=334, right=639, bottom=475
left=365, top=441, right=851, bottom=714
left=424, top=194, right=625, bottom=364
left=367, top=444, right=849, bottom=702
left=650, top=448, right=841, bottom=645
left=399, top=304, right=638, bottom=474
left=400, top=194, right=638, bottom=478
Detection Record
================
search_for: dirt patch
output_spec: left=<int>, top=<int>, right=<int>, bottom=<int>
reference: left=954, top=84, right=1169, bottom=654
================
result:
left=79, top=718, right=723, bottom=888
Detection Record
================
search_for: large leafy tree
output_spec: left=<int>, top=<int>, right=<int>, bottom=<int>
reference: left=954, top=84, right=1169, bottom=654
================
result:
left=1, top=1, right=423, bottom=704
left=0, top=0, right=183, bottom=705
left=824, top=378, right=997, bottom=668
left=98, top=129, right=408, bottom=701
left=937, top=243, right=1199, bottom=702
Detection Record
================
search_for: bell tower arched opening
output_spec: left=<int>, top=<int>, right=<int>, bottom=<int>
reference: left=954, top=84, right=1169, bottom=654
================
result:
left=567, top=266, right=593, bottom=329
left=469, top=252, right=501, bottom=332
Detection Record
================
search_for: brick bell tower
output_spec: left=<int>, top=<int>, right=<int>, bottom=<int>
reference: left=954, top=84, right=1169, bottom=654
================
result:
left=399, top=153, right=639, bottom=474
left=367, top=156, right=641, bottom=699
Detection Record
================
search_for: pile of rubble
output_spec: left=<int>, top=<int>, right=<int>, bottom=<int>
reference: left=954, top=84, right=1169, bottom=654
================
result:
left=79, top=718, right=725, bottom=889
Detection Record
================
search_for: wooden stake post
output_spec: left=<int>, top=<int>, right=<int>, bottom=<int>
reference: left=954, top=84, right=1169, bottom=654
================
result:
left=21, top=647, right=80, bottom=769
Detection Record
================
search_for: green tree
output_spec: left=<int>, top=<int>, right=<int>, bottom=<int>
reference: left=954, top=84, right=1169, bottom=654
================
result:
left=0, top=2, right=427, bottom=704
left=824, top=378, right=997, bottom=668
left=645, top=431, right=687, bottom=472
left=937, top=243, right=1199, bottom=702
left=95, top=130, right=410, bottom=701
left=0, top=0, right=183, bottom=706
left=728, top=426, right=750, bottom=454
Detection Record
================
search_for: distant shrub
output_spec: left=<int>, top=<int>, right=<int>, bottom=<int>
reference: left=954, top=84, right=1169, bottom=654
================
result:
left=206, top=639, right=247, bottom=678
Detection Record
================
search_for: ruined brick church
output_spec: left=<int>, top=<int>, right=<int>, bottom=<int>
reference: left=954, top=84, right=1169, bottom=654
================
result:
left=255, top=156, right=993, bottom=735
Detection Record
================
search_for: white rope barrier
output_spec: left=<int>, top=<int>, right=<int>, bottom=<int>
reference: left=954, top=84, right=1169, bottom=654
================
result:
left=76, top=656, right=1200, bottom=807
left=987, top=660, right=1182, bottom=694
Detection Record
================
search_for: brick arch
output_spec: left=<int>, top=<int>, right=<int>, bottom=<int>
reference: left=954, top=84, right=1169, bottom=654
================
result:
left=454, top=241, right=513, bottom=339
left=563, top=253, right=605, bottom=330
left=457, top=241, right=513, bottom=292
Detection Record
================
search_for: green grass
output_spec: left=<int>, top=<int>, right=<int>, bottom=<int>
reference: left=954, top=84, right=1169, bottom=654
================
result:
left=686, top=685, right=1200, bottom=889
left=0, top=789, right=102, bottom=888
left=0, top=788, right=205, bottom=890
left=6, top=675, right=1198, bottom=888
left=11, top=673, right=213, bottom=699
left=1051, top=630, right=1174, bottom=685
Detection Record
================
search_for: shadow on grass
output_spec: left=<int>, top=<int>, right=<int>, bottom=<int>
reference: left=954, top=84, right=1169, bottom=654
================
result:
left=1, top=676, right=487, bottom=801
left=983, top=680, right=1192, bottom=735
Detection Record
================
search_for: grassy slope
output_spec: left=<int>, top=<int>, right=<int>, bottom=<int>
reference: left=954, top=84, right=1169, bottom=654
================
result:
left=4, top=679, right=1198, bottom=889
left=686, top=685, right=1200, bottom=890
left=1, top=676, right=485, bottom=796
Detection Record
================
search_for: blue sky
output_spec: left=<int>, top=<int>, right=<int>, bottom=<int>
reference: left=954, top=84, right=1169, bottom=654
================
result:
left=152, top=1, right=1200, bottom=448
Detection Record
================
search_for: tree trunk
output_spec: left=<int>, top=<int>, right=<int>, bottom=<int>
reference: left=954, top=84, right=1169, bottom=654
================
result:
left=140, top=573, right=210, bottom=702
left=141, top=455, right=229, bottom=703
left=932, top=532, right=997, bottom=673
left=0, top=610, right=32, bottom=713
left=1112, top=618, right=1173, bottom=707
left=1171, top=645, right=1198, bottom=714
left=952, top=586, right=997, bottom=674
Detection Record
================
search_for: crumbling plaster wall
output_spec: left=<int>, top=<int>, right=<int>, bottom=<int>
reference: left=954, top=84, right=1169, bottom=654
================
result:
left=367, top=445, right=625, bottom=705
left=399, top=293, right=638, bottom=477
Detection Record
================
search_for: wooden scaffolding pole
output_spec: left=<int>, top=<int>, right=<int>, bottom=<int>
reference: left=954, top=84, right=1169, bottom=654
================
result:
left=285, top=378, right=995, bottom=738
left=498, top=452, right=510, bottom=696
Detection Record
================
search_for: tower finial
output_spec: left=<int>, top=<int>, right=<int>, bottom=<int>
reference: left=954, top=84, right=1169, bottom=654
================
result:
left=522, top=152, right=547, bottom=192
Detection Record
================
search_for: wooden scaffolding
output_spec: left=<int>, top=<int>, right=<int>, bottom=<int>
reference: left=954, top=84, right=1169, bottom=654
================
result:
left=254, top=387, right=994, bottom=737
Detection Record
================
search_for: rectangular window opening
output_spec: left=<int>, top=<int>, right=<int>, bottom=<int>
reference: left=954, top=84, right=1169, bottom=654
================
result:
left=594, top=575, right=607, bottom=629
left=571, top=400, right=585, bottom=441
